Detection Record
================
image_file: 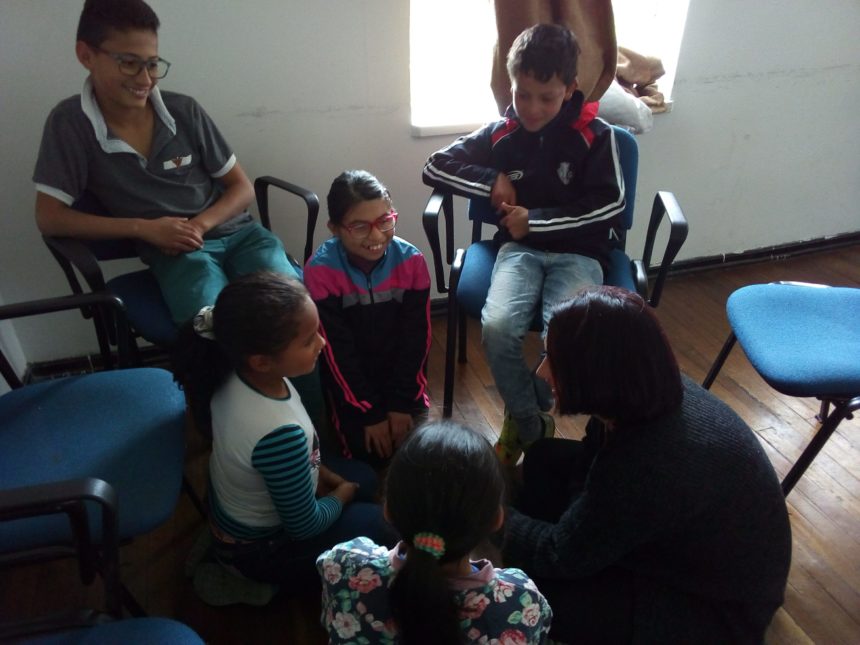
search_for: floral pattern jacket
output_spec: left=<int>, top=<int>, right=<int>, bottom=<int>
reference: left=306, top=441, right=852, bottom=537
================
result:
left=317, top=537, right=552, bottom=644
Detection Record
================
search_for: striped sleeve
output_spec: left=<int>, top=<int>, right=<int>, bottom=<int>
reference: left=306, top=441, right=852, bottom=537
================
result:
left=251, top=424, right=342, bottom=540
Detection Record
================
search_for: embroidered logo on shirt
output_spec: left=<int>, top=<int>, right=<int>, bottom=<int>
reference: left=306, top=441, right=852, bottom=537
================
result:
left=163, top=154, right=192, bottom=170
left=557, top=162, right=573, bottom=185
left=506, top=170, right=524, bottom=181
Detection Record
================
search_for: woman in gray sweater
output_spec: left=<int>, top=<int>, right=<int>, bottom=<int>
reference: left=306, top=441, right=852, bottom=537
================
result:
left=503, top=286, right=792, bottom=644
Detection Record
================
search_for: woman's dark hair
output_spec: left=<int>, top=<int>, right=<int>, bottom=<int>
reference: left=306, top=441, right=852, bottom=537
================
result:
left=171, top=272, right=311, bottom=435
left=77, top=0, right=160, bottom=48
left=386, top=421, right=504, bottom=644
left=326, top=170, right=391, bottom=225
left=507, top=23, right=579, bottom=86
left=546, top=285, right=683, bottom=424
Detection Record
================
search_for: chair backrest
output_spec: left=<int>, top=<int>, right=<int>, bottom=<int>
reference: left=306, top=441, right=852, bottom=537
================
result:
left=613, top=125, right=638, bottom=235
left=465, top=124, right=639, bottom=248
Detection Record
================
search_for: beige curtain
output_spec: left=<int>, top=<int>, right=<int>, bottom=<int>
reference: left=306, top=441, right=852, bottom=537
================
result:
left=491, top=0, right=617, bottom=114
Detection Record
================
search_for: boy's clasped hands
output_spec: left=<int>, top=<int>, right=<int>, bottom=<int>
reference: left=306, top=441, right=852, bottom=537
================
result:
left=138, top=216, right=205, bottom=256
left=491, top=172, right=530, bottom=240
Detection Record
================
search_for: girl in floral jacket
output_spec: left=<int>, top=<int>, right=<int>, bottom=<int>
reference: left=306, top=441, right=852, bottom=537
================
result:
left=316, top=421, right=552, bottom=644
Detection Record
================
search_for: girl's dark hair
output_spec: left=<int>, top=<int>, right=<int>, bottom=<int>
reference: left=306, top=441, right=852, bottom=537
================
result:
left=171, top=272, right=311, bottom=435
left=546, top=285, right=683, bottom=424
left=326, top=170, right=391, bottom=225
left=507, top=23, right=579, bottom=86
left=386, top=421, right=504, bottom=645
left=77, top=0, right=160, bottom=47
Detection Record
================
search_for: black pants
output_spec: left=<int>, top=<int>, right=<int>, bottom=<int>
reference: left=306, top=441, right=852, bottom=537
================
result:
left=516, top=438, right=764, bottom=645
left=516, top=438, right=635, bottom=643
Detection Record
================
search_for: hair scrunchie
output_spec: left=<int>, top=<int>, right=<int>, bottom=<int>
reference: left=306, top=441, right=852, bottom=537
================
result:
left=192, top=305, right=216, bottom=340
left=412, top=532, right=446, bottom=559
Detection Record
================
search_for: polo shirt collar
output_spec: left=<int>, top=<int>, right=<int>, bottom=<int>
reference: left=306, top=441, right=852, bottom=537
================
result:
left=80, top=76, right=177, bottom=155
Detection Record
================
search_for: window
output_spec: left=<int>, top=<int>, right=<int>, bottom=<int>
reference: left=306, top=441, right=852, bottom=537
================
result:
left=410, top=0, right=690, bottom=136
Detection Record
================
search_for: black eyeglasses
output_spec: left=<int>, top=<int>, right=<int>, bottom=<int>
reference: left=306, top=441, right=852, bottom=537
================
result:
left=96, top=47, right=171, bottom=79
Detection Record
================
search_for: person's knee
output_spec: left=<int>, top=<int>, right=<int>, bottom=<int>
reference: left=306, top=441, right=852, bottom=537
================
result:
left=341, top=503, right=395, bottom=546
left=481, top=312, right=525, bottom=350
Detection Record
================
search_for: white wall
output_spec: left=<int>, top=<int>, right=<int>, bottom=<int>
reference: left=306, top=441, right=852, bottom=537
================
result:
left=1, top=0, right=858, bottom=363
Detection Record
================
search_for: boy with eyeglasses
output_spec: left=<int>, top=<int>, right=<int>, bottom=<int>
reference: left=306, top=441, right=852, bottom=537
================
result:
left=422, top=24, right=626, bottom=466
left=33, top=0, right=300, bottom=327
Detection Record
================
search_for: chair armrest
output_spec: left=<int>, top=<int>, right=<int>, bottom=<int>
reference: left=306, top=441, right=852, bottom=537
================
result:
left=42, top=236, right=108, bottom=294
left=640, top=191, right=689, bottom=307
left=0, top=477, right=121, bottom=620
left=422, top=189, right=455, bottom=293
left=254, top=176, right=320, bottom=264
left=0, top=293, right=131, bottom=373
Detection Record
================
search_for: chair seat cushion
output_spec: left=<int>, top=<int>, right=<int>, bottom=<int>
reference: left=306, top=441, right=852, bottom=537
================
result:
left=0, top=368, right=186, bottom=552
left=456, top=240, right=496, bottom=319
left=605, top=248, right=637, bottom=293
left=728, top=284, right=860, bottom=397
left=106, top=271, right=178, bottom=346
left=19, top=617, right=204, bottom=644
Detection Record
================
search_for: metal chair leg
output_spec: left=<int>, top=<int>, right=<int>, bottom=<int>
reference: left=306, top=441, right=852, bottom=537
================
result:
left=182, top=475, right=206, bottom=519
left=781, top=396, right=860, bottom=496
left=443, top=291, right=458, bottom=418
left=702, top=332, right=737, bottom=389
left=457, top=309, right=468, bottom=363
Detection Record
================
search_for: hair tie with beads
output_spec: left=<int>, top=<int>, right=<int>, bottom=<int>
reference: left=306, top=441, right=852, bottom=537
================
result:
left=192, top=305, right=216, bottom=340
left=412, top=532, right=445, bottom=559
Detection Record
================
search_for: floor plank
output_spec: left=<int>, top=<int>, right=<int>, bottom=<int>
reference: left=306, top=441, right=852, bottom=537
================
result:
left=1, top=243, right=858, bottom=643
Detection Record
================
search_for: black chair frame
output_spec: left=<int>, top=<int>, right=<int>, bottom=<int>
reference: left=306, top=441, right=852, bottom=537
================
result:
left=702, top=311, right=860, bottom=497
left=0, top=477, right=124, bottom=640
left=43, top=176, right=320, bottom=367
left=0, top=292, right=152, bottom=638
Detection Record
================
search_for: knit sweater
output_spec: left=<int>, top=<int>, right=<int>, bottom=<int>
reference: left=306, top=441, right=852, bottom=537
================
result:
left=504, top=376, right=792, bottom=641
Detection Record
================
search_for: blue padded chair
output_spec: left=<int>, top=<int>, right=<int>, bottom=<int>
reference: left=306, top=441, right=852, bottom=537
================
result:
left=43, top=176, right=320, bottom=365
left=0, top=292, right=188, bottom=627
left=423, top=125, right=689, bottom=417
left=702, top=282, right=860, bottom=495
left=1, top=478, right=203, bottom=644
left=15, top=617, right=205, bottom=644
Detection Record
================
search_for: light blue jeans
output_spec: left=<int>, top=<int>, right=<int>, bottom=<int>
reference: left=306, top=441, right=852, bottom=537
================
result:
left=481, top=242, right=603, bottom=421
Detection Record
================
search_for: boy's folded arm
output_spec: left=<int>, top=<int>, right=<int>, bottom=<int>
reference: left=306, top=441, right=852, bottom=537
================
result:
left=35, top=190, right=146, bottom=239
left=36, top=191, right=205, bottom=254
left=421, top=129, right=500, bottom=199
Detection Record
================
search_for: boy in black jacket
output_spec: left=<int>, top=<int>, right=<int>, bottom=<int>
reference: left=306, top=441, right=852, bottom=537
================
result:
left=422, top=23, right=625, bottom=465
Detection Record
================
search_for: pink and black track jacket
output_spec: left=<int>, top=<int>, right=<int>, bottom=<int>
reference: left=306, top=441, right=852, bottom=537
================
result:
left=304, top=236, right=432, bottom=432
left=422, top=91, right=625, bottom=270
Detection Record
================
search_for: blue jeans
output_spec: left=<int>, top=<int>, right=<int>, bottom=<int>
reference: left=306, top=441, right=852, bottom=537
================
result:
left=145, top=222, right=299, bottom=325
left=481, top=242, right=603, bottom=420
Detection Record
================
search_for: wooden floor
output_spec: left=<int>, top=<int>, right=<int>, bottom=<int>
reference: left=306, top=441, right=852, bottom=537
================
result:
left=2, top=244, right=858, bottom=644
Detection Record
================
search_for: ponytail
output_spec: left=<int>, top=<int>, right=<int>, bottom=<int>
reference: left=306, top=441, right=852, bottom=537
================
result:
left=389, top=547, right=460, bottom=644
left=170, top=272, right=311, bottom=438
left=385, top=421, right=505, bottom=644
left=171, top=318, right=232, bottom=438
